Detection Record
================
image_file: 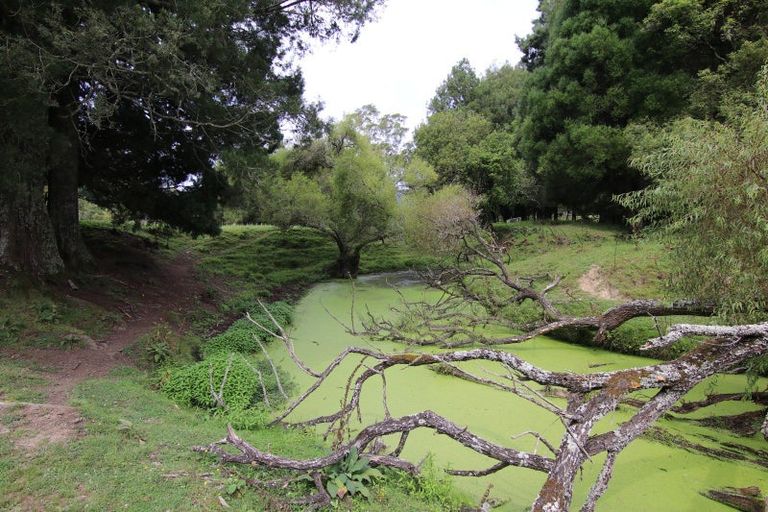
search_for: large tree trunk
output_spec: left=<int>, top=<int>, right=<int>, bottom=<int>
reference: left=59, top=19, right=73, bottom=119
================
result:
left=0, top=175, right=64, bottom=275
left=331, top=236, right=361, bottom=278
left=334, top=249, right=361, bottom=278
left=47, top=99, right=92, bottom=270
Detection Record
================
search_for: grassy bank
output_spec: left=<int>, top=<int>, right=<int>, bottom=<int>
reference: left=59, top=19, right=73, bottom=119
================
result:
left=0, top=222, right=458, bottom=511
left=490, top=221, right=713, bottom=358
left=0, top=367, right=464, bottom=511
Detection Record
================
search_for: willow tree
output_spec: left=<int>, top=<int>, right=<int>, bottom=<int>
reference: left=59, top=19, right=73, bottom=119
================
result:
left=259, top=121, right=398, bottom=278
left=0, top=0, right=383, bottom=274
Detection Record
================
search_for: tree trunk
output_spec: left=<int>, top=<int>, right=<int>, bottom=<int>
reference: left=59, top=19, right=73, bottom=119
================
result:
left=0, top=175, right=64, bottom=275
left=47, top=100, right=92, bottom=269
left=335, top=249, right=361, bottom=278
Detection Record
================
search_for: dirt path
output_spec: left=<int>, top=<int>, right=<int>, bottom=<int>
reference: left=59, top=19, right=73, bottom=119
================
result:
left=22, top=251, right=204, bottom=405
left=578, top=264, right=626, bottom=300
left=1, top=249, right=209, bottom=449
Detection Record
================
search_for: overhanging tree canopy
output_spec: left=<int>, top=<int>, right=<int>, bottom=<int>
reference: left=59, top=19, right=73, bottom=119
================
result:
left=0, top=0, right=383, bottom=274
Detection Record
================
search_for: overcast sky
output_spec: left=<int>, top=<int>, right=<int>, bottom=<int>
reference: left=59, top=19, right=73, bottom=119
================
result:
left=297, top=0, right=540, bottom=132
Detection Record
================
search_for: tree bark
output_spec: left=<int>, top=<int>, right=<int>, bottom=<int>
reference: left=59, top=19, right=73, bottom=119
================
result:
left=335, top=250, right=360, bottom=278
left=47, top=99, right=92, bottom=270
left=0, top=175, right=64, bottom=274
left=331, top=236, right=361, bottom=278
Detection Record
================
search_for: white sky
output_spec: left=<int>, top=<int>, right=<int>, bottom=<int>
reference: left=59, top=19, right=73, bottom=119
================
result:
left=297, top=0, right=540, bottom=132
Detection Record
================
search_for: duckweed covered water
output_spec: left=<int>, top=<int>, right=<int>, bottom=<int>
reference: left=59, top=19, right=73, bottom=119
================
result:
left=267, top=275, right=767, bottom=511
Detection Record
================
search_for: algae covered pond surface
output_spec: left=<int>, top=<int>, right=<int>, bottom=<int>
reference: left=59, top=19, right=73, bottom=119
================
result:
left=267, top=274, right=768, bottom=511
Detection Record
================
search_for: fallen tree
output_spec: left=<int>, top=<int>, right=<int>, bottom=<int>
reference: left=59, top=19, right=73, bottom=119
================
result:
left=196, top=311, right=767, bottom=511
left=193, top=230, right=768, bottom=511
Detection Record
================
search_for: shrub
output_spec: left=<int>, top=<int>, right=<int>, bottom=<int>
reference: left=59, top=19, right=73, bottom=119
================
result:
left=162, top=353, right=290, bottom=411
left=201, top=302, right=293, bottom=358
left=130, top=323, right=201, bottom=367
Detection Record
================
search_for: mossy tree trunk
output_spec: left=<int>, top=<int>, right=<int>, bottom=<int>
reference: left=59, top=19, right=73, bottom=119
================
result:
left=0, top=174, right=64, bottom=275
left=47, top=98, right=92, bottom=270
left=334, top=245, right=361, bottom=278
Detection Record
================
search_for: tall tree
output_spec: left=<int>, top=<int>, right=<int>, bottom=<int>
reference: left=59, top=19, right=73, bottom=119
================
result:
left=517, top=0, right=691, bottom=220
left=468, top=64, right=528, bottom=129
left=619, top=69, right=768, bottom=319
left=517, top=0, right=768, bottom=221
left=427, top=58, right=480, bottom=115
left=416, top=61, right=535, bottom=220
left=259, top=120, right=398, bottom=278
left=414, top=109, right=493, bottom=188
left=0, top=0, right=383, bottom=274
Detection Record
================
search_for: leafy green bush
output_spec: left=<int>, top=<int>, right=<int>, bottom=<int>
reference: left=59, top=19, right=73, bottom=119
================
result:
left=201, top=302, right=293, bottom=358
left=219, top=407, right=272, bottom=430
left=323, top=447, right=382, bottom=500
left=129, top=323, right=201, bottom=367
left=162, top=353, right=290, bottom=412
left=36, top=301, right=60, bottom=324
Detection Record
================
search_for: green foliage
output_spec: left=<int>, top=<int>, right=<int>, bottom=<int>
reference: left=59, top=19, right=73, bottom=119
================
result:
left=428, top=58, right=480, bottom=115
left=468, top=64, right=528, bottom=128
left=619, top=70, right=768, bottom=320
left=220, top=407, right=272, bottom=431
left=644, top=0, right=768, bottom=119
left=467, top=130, right=537, bottom=220
left=323, top=447, right=383, bottom=500
left=162, top=353, right=289, bottom=412
left=259, top=120, right=399, bottom=276
left=145, top=341, right=172, bottom=365
left=402, top=157, right=438, bottom=192
left=414, top=109, right=493, bottom=187
left=417, top=62, right=534, bottom=220
left=201, top=302, right=292, bottom=358
left=0, top=317, right=23, bottom=345
left=35, top=301, right=59, bottom=324
left=516, top=0, right=768, bottom=217
left=130, top=323, right=200, bottom=368
left=401, top=185, right=480, bottom=256
left=385, top=456, right=468, bottom=511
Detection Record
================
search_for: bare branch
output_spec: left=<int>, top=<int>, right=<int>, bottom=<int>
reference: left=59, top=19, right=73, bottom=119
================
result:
left=642, top=322, right=768, bottom=350
left=580, top=451, right=617, bottom=512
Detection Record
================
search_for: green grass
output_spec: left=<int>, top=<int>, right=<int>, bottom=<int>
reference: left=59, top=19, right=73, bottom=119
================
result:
left=494, top=220, right=670, bottom=299
left=169, top=225, right=437, bottom=314
left=0, top=276, right=118, bottom=349
left=0, top=366, right=465, bottom=511
left=0, top=360, right=49, bottom=402
left=491, top=221, right=712, bottom=358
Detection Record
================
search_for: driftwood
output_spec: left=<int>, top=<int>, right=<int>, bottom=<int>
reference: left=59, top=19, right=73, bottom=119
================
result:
left=703, top=486, right=767, bottom=512
left=195, top=229, right=768, bottom=511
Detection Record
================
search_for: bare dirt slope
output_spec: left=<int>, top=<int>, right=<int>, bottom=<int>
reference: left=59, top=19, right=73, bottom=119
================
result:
left=578, top=264, right=626, bottom=300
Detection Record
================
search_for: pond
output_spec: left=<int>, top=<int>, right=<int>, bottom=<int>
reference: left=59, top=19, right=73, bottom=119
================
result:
left=267, top=274, right=768, bottom=511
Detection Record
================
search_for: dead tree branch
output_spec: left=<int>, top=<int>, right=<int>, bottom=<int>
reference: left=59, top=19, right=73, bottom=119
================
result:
left=204, top=227, right=766, bottom=510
